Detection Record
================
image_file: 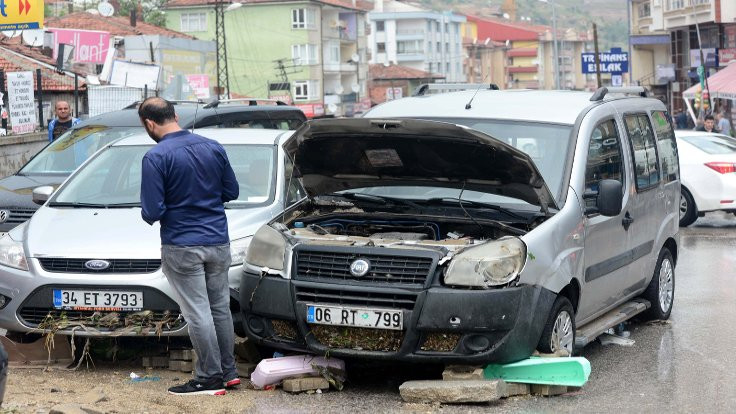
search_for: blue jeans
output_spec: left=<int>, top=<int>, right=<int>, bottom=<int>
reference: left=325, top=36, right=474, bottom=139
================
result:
left=161, top=244, right=237, bottom=382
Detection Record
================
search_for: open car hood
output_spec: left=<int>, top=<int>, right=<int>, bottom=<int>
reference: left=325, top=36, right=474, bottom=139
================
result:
left=284, top=118, right=557, bottom=211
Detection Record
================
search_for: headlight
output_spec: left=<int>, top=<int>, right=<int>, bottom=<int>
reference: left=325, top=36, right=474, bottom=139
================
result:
left=230, top=236, right=253, bottom=266
left=444, top=237, right=526, bottom=288
left=245, top=225, right=288, bottom=271
left=0, top=234, right=28, bottom=271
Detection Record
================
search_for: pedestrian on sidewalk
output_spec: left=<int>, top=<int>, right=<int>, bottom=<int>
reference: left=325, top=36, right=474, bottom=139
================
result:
left=716, top=112, right=732, bottom=137
left=138, top=97, right=240, bottom=396
left=47, top=100, right=80, bottom=142
left=696, top=114, right=718, bottom=133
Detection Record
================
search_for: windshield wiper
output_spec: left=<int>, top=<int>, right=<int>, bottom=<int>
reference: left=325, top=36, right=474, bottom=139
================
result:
left=327, top=192, right=423, bottom=209
left=423, top=197, right=528, bottom=221
left=105, top=202, right=141, bottom=208
left=47, top=202, right=111, bottom=208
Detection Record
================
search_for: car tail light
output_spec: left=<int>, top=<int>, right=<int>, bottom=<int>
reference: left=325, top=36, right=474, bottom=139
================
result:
left=704, top=162, right=736, bottom=174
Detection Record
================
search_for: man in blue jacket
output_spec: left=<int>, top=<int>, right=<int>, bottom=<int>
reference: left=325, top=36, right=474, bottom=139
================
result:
left=139, top=97, right=240, bottom=396
left=47, top=101, right=80, bottom=142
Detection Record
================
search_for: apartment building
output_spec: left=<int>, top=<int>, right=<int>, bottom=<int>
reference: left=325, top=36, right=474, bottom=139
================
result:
left=163, top=0, right=371, bottom=117
left=629, top=0, right=736, bottom=112
left=367, top=0, right=466, bottom=82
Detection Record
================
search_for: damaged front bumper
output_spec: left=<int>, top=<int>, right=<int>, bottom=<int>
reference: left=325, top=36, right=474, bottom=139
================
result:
left=239, top=268, right=556, bottom=364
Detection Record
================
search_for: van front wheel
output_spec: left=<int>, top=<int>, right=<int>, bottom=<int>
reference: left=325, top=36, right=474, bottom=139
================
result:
left=537, top=296, right=575, bottom=355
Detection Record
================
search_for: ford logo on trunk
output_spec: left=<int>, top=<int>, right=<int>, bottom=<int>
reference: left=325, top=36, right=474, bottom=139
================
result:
left=349, top=259, right=370, bottom=277
left=85, top=260, right=110, bottom=270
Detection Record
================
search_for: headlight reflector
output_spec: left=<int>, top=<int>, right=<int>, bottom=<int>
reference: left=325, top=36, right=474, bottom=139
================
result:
left=230, top=236, right=253, bottom=266
left=0, top=234, right=28, bottom=271
left=444, top=237, right=526, bottom=288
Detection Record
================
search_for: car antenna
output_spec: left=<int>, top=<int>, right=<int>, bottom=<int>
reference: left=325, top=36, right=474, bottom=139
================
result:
left=191, top=99, right=201, bottom=134
left=465, top=73, right=491, bottom=110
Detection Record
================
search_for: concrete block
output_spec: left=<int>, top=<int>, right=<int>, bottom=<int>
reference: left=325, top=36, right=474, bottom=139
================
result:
left=399, top=380, right=505, bottom=403
left=442, top=365, right=484, bottom=381
left=503, top=382, right=530, bottom=397
left=282, top=376, right=330, bottom=393
left=234, top=336, right=261, bottom=363
left=142, top=356, right=169, bottom=368
left=169, top=349, right=195, bottom=361
left=531, top=384, right=568, bottom=396
left=237, top=362, right=258, bottom=376
left=168, top=359, right=193, bottom=372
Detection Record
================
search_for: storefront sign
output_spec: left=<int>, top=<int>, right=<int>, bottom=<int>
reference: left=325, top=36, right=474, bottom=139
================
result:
left=581, top=48, right=629, bottom=74
left=690, top=48, right=718, bottom=68
left=185, top=75, right=210, bottom=99
left=295, top=103, right=325, bottom=118
left=719, top=48, right=736, bottom=67
left=6, top=71, right=36, bottom=134
left=0, top=0, right=43, bottom=30
left=386, top=87, right=403, bottom=100
left=49, top=28, right=110, bottom=64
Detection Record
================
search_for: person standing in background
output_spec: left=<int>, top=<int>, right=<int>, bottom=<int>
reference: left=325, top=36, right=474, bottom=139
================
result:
left=47, top=101, right=80, bottom=142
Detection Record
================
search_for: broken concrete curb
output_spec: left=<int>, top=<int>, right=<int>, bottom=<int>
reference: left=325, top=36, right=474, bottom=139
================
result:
left=441, top=366, right=484, bottom=381
left=399, top=380, right=506, bottom=403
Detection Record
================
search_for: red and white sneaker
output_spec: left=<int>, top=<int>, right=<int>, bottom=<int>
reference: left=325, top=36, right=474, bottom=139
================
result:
left=225, top=378, right=241, bottom=389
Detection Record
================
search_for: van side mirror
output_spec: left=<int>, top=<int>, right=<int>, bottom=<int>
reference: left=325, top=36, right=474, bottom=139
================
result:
left=583, top=179, right=623, bottom=217
left=32, top=186, right=54, bottom=205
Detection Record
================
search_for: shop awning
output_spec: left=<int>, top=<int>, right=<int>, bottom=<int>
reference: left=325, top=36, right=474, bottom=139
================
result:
left=683, top=62, right=736, bottom=100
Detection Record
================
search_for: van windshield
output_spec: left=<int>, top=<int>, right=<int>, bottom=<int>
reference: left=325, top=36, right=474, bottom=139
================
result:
left=419, top=118, right=572, bottom=199
left=20, top=125, right=143, bottom=175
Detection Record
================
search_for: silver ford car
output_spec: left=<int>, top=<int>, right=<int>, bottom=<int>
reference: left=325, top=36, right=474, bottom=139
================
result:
left=0, top=129, right=303, bottom=337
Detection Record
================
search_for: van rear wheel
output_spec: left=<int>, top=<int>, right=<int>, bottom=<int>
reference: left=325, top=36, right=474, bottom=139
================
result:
left=641, top=248, right=675, bottom=320
left=537, top=296, right=575, bottom=355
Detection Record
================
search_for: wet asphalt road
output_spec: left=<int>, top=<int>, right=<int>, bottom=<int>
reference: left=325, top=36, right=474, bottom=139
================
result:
left=245, top=212, right=736, bottom=413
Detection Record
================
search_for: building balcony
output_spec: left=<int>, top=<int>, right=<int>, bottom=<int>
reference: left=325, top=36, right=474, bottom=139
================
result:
left=508, top=48, right=537, bottom=58
left=397, top=53, right=426, bottom=62
left=323, top=62, right=358, bottom=73
left=322, top=27, right=357, bottom=42
left=508, top=65, right=538, bottom=74
left=396, top=30, right=426, bottom=40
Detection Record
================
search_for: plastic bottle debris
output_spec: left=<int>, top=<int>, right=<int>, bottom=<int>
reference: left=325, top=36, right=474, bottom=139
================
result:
left=128, top=372, right=161, bottom=383
left=598, top=332, right=635, bottom=347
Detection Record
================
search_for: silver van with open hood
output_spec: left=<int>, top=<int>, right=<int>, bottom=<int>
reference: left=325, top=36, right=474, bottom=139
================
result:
left=239, top=88, right=680, bottom=364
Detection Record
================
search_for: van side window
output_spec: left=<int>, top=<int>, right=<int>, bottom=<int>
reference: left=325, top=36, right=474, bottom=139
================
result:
left=651, top=111, right=679, bottom=183
left=585, top=119, right=623, bottom=204
left=624, top=114, right=660, bottom=190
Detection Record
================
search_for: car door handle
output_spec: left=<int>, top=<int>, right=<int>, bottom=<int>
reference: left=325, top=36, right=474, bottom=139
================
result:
left=622, top=212, right=634, bottom=231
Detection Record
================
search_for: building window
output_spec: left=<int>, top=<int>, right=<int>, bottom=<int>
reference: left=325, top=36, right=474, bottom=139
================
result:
left=665, top=0, right=684, bottom=11
left=292, top=8, right=316, bottom=29
left=397, top=40, right=422, bottom=55
left=180, top=12, right=207, bottom=32
left=377, top=42, right=386, bottom=53
left=376, top=21, right=385, bottom=32
left=638, top=2, right=651, bottom=18
left=435, top=21, right=440, bottom=32
left=328, top=43, right=340, bottom=64
left=446, top=62, right=450, bottom=73
left=436, top=41, right=441, bottom=52
left=292, top=44, right=319, bottom=65
left=293, top=80, right=316, bottom=101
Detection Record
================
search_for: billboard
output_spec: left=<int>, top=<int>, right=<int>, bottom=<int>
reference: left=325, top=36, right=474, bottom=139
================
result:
left=581, top=48, right=629, bottom=74
left=49, top=28, right=110, bottom=64
left=0, top=0, right=43, bottom=30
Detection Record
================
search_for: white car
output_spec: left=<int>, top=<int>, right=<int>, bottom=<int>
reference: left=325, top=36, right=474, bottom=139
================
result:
left=676, top=130, right=736, bottom=226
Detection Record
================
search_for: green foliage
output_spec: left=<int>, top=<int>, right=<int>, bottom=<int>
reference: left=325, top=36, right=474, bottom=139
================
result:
left=117, top=0, right=168, bottom=27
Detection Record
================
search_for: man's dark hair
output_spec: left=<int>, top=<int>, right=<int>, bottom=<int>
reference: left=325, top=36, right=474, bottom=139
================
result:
left=704, top=114, right=715, bottom=121
left=138, top=97, right=176, bottom=125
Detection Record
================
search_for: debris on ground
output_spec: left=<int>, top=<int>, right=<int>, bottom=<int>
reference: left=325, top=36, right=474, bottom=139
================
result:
left=399, top=379, right=506, bottom=403
left=282, top=376, right=330, bottom=393
left=128, top=372, right=161, bottom=383
left=0, top=334, right=73, bottom=368
left=598, top=333, right=635, bottom=347
left=484, top=356, right=591, bottom=387
left=49, top=402, right=103, bottom=414
left=250, top=355, right=345, bottom=389
left=442, top=365, right=484, bottom=381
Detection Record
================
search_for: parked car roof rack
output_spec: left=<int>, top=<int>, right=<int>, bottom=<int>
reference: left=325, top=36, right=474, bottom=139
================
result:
left=123, top=98, right=289, bottom=109
left=413, top=83, right=500, bottom=96
left=590, top=86, right=649, bottom=102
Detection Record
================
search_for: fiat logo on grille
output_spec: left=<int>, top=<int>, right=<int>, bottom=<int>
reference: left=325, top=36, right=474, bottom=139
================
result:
left=85, top=260, right=110, bottom=270
left=0, top=210, right=8, bottom=223
left=349, top=259, right=370, bottom=277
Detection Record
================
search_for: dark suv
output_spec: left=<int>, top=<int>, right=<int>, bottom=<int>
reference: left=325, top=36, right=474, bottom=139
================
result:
left=0, top=102, right=306, bottom=232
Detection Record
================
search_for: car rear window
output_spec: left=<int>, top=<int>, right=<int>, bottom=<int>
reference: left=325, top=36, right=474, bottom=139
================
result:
left=680, top=135, right=736, bottom=154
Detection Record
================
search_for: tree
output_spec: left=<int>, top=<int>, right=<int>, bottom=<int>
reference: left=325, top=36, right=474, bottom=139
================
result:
left=117, top=0, right=168, bottom=27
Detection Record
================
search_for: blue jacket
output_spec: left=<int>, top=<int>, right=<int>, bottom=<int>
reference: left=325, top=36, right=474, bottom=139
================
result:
left=48, top=117, right=81, bottom=142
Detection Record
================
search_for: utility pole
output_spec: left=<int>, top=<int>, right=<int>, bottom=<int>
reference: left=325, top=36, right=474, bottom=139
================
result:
left=551, top=0, right=560, bottom=90
left=214, top=1, right=230, bottom=99
left=273, top=58, right=299, bottom=102
left=593, top=22, right=601, bottom=88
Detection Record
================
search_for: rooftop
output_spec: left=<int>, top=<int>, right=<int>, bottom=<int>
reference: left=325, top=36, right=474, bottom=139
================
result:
left=369, top=64, right=444, bottom=81
left=0, top=45, right=85, bottom=92
left=165, top=0, right=372, bottom=11
left=45, top=12, right=194, bottom=39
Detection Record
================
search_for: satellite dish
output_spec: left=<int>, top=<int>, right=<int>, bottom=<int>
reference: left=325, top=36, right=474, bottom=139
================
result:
left=351, top=83, right=360, bottom=93
left=335, top=85, right=345, bottom=94
left=98, top=1, right=115, bottom=17
left=383, top=61, right=390, bottom=67
left=505, top=39, right=510, bottom=47
left=351, top=53, right=360, bottom=63
left=327, top=103, right=338, bottom=113
left=484, top=38, right=490, bottom=46
left=502, top=13, right=510, bottom=19
left=1, top=30, right=22, bottom=38
left=22, top=30, right=44, bottom=47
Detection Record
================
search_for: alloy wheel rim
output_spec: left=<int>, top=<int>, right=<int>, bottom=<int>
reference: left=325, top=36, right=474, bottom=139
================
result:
left=658, top=258, right=674, bottom=313
left=679, top=196, right=687, bottom=220
left=550, top=310, right=574, bottom=354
